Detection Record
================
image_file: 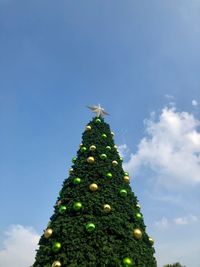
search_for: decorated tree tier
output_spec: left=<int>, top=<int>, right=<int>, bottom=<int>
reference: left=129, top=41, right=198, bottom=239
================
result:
left=33, top=105, right=157, bottom=267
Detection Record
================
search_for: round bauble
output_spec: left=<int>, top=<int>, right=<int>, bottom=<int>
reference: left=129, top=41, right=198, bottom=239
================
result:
left=136, top=213, right=142, bottom=219
left=73, top=177, right=81, bottom=185
left=81, top=146, right=87, bottom=152
left=86, top=125, right=92, bottom=131
left=57, top=200, right=62, bottom=206
left=119, top=189, right=128, bottom=197
left=111, top=131, right=115, bottom=137
left=44, top=228, right=53, bottom=238
left=95, top=118, right=101, bottom=123
left=69, top=168, right=73, bottom=174
left=73, top=201, right=82, bottom=211
left=120, top=156, right=123, bottom=162
left=52, top=242, right=61, bottom=252
left=136, top=203, right=141, bottom=209
left=87, top=156, right=95, bottom=164
left=89, top=183, right=98, bottom=192
left=79, top=143, right=83, bottom=147
left=59, top=205, right=67, bottom=214
left=89, top=145, right=96, bottom=151
left=124, top=172, right=129, bottom=176
left=106, top=146, right=111, bottom=151
left=85, top=223, right=95, bottom=232
left=102, top=133, right=107, bottom=138
left=122, top=257, right=133, bottom=267
left=149, top=237, right=154, bottom=245
left=114, top=145, right=118, bottom=149
left=52, top=261, right=61, bottom=267
left=106, top=172, right=112, bottom=178
left=103, top=204, right=111, bottom=213
left=124, top=176, right=130, bottom=183
left=133, top=228, right=142, bottom=239
left=72, top=157, right=77, bottom=163
left=100, top=153, right=107, bottom=160
left=112, top=160, right=118, bottom=166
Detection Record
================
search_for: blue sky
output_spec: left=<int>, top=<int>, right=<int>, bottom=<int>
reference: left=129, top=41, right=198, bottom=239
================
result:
left=1, top=1, right=200, bottom=266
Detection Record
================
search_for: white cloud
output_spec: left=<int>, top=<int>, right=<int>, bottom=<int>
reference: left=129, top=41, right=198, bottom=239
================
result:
left=117, top=144, right=129, bottom=158
left=174, top=215, right=198, bottom=225
left=192, top=99, right=198, bottom=106
left=123, top=106, right=200, bottom=188
left=0, top=225, right=39, bottom=267
left=155, top=217, right=169, bottom=229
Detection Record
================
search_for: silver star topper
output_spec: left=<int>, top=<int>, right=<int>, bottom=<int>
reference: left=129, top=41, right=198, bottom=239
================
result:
left=87, top=104, right=109, bottom=117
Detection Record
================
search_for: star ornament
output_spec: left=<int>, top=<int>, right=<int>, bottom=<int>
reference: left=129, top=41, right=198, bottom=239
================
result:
left=87, top=104, right=109, bottom=117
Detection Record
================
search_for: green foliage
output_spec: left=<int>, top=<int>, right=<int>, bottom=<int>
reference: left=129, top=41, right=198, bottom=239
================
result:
left=33, top=117, right=157, bottom=267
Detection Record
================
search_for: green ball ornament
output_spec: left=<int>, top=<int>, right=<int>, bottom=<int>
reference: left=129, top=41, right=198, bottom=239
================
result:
left=124, top=172, right=129, bottom=176
left=52, top=242, right=61, bottom=252
left=81, top=146, right=87, bottom=152
left=73, top=201, right=82, bottom=211
left=111, top=131, right=115, bottom=137
left=119, top=189, right=128, bottom=197
left=106, top=146, right=111, bottom=151
left=52, top=261, right=61, bottom=267
left=59, top=205, right=67, bottom=214
left=106, top=172, right=112, bottom=178
left=89, top=145, right=96, bottom=151
left=73, top=177, right=81, bottom=185
left=72, top=157, right=77, bottom=163
left=122, top=257, right=133, bottom=267
left=136, top=213, right=142, bottom=219
left=120, top=156, right=123, bottom=162
left=100, top=153, right=107, bottom=160
left=102, top=133, right=107, bottom=138
left=85, top=222, right=96, bottom=232
left=95, top=118, right=101, bottom=123
left=136, top=203, right=141, bottom=209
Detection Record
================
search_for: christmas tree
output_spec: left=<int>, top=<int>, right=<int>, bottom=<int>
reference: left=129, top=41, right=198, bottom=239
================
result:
left=33, top=105, right=157, bottom=267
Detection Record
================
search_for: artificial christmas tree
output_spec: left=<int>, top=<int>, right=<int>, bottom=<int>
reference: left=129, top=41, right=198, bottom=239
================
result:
left=33, top=105, right=157, bottom=267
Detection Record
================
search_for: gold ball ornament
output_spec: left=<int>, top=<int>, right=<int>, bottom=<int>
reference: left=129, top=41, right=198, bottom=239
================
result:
left=57, top=200, right=62, bottom=206
left=87, top=156, right=95, bottom=164
left=133, top=228, right=142, bottom=239
left=89, top=183, right=98, bottom=191
left=103, top=204, right=111, bottom=213
left=124, top=175, right=130, bottom=182
left=89, top=145, right=96, bottom=151
left=86, top=125, right=92, bottom=131
left=52, top=261, right=61, bottom=267
left=112, top=160, right=118, bottom=166
left=149, top=237, right=154, bottom=245
left=44, top=228, right=53, bottom=238
left=79, top=143, right=83, bottom=147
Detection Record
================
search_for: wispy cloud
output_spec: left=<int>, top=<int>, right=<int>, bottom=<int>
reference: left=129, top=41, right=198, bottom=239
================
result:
left=0, top=225, right=39, bottom=267
left=192, top=99, right=198, bottom=106
left=123, top=106, right=200, bottom=188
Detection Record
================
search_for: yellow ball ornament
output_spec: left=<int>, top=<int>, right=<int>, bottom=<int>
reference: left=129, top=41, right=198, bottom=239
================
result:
left=149, top=237, right=154, bottom=245
left=87, top=156, right=95, bottom=164
left=124, top=175, right=130, bottom=182
left=112, top=160, right=118, bottom=166
left=79, top=143, right=83, bottom=147
left=86, top=125, right=92, bottom=131
left=136, top=203, right=141, bottom=209
left=103, top=204, right=111, bottom=213
left=111, top=131, right=115, bottom=137
left=89, top=183, right=98, bottom=191
left=57, top=200, right=62, bottom=206
left=69, top=168, right=73, bottom=174
left=44, top=228, right=53, bottom=238
left=52, top=261, right=61, bottom=267
left=89, top=145, right=96, bottom=151
left=133, top=228, right=142, bottom=239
